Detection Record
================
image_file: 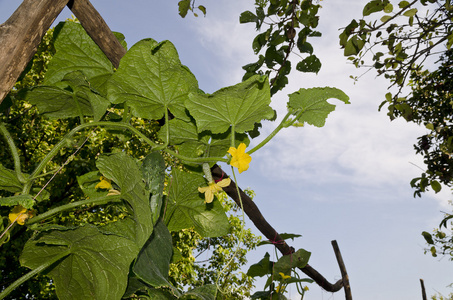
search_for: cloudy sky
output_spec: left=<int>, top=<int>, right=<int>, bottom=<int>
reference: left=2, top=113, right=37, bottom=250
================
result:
left=1, top=0, right=452, bottom=299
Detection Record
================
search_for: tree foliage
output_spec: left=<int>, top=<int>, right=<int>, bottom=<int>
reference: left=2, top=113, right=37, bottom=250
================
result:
left=340, top=0, right=453, bottom=194
left=240, top=0, right=323, bottom=95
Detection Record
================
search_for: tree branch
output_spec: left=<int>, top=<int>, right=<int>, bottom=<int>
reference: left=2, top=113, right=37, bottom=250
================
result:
left=212, top=164, right=344, bottom=292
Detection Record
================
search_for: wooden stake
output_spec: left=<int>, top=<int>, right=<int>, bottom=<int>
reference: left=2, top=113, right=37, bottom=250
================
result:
left=0, top=0, right=69, bottom=103
left=332, top=240, right=352, bottom=300
left=420, top=279, right=427, bottom=300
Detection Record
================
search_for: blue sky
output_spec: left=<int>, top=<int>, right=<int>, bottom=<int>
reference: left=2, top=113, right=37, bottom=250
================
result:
left=1, top=0, right=452, bottom=299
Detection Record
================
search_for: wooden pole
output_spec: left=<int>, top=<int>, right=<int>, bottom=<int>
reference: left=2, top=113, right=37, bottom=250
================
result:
left=67, top=0, right=126, bottom=68
left=0, top=0, right=69, bottom=103
left=332, top=240, right=353, bottom=300
left=420, top=279, right=427, bottom=300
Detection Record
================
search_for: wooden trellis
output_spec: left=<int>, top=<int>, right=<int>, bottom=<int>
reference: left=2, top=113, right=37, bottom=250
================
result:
left=0, top=1, right=352, bottom=299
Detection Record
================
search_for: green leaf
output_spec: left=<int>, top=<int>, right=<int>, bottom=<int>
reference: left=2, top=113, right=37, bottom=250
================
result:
left=107, top=39, right=198, bottom=121
left=296, top=55, right=321, bottom=73
left=430, top=180, right=442, bottom=193
left=384, top=3, right=393, bottom=12
left=113, top=31, right=127, bottom=50
left=288, top=87, right=350, bottom=127
left=380, top=15, right=392, bottom=22
left=44, top=22, right=114, bottom=91
left=185, top=75, right=274, bottom=134
left=403, top=8, right=418, bottom=16
left=240, top=11, right=258, bottom=23
left=0, top=194, right=34, bottom=209
left=399, top=0, right=410, bottom=8
left=257, top=232, right=302, bottom=246
left=178, top=0, right=191, bottom=17
left=198, top=5, right=207, bottom=16
left=297, top=41, right=314, bottom=54
left=165, top=169, right=230, bottom=237
left=20, top=225, right=139, bottom=300
left=363, top=0, right=389, bottom=16
left=247, top=252, right=273, bottom=277
left=96, top=152, right=153, bottom=246
left=0, top=164, right=23, bottom=193
left=141, top=152, right=166, bottom=225
left=133, top=219, right=174, bottom=288
left=181, top=284, right=217, bottom=300
left=422, top=231, right=434, bottom=244
left=26, top=71, right=109, bottom=120
left=273, top=248, right=311, bottom=275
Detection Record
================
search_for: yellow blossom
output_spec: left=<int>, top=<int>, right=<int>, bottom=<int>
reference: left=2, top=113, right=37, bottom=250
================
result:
left=279, top=272, right=291, bottom=280
left=275, top=284, right=286, bottom=293
left=198, top=178, right=231, bottom=203
left=95, top=176, right=112, bottom=190
left=9, top=205, right=34, bottom=225
left=228, top=143, right=252, bottom=173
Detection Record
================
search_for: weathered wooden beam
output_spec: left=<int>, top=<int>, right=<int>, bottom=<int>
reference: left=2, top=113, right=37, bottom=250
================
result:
left=332, top=240, right=352, bottom=299
left=67, top=0, right=126, bottom=68
left=0, top=0, right=69, bottom=104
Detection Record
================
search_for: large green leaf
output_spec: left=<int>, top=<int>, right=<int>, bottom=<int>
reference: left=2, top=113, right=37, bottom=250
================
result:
left=185, top=75, right=274, bottom=134
left=165, top=169, right=230, bottom=237
left=0, top=164, right=22, bottom=193
left=287, top=87, right=350, bottom=127
left=141, top=152, right=166, bottom=225
left=20, top=225, right=139, bottom=300
left=44, top=22, right=114, bottom=92
left=133, top=219, right=174, bottom=288
left=107, top=39, right=198, bottom=121
left=96, top=152, right=153, bottom=246
left=26, top=71, right=110, bottom=120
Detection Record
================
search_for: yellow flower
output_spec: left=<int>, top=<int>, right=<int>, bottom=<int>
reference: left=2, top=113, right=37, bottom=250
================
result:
left=275, top=284, right=286, bottom=293
left=279, top=272, right=291, bottom=280
left=198, top=178, right=231, bottom=203
left=9, top=205, right=34, bottom=225
left=228, top=143, right=251, bottom=173
left=95, top=176, right=112, bottom=190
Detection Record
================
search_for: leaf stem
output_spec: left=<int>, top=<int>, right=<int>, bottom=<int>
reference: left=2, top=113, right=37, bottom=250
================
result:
left=164, top=148, right=228, bottom=164
left=27, top=194, right=122, bottom=226
left=154, top=108, right=170, bottom=150
left=0, top=123, right=25, bottom=183
left=0, top=249, right=71, bottom=299
left=24, top=121, right=160, bottom=193
left=247, top=112, right=291, bottom=155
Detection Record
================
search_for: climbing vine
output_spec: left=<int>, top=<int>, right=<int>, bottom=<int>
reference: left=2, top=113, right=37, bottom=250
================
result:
left=0, top=20, right=348, bottom=299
